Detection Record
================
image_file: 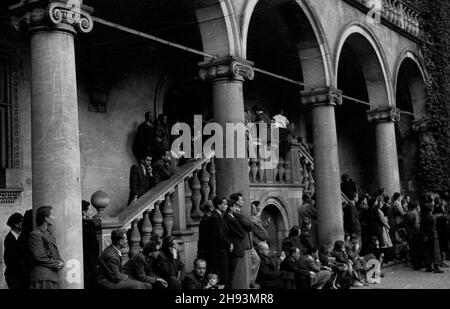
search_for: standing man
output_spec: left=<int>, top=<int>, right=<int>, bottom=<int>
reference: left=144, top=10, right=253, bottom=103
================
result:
left=29, top=206, right=65, bottom=289
left=3, top=213, right=25, bottom=289
left=203, top=196, right=233, bottom=288
left=230, top=193, right=260, bottom=289
left=343, top=192, right=361, bottom=243
left=128, top=153, right=156, bottom=205
left=133, top=111, right=156, bottom=160
left=82, top=201, right=99, bottom=289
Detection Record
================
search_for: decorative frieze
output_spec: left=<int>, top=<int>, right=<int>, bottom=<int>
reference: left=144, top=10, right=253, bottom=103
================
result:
left=0, top=188, right=22, bottom=204
left=199, top=57, right=255, bottom=82
left=367, top=106, right=401, bottom=123
left=10, top=0, right=93, bottom=34
left=301, top=87, right=343, bottom=107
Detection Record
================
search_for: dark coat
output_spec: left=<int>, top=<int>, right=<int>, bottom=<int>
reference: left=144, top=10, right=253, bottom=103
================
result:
left=182, top=272, right=206, bottom=289
left=202, top=210, right=231, bottom=285
left=152, top=159, right=176, bottom=184
left=82, top=219, right=99, bottom=289
left=133, top=121, right=155, bottom=158
left=235, top=212, right=253, bottom=250
left=280, top=256, right=311, bottom=289
left=123, top=252, right=158, bottom=284
left=152, top=251, right=185, bottom=289
left=98, top=245, right=127, bottom=287
left=224, top=212, right=246, bottom=258
left=256, top=254, right=284, bottom=289
left=344, top=202, right=361, bottom=236
left=197, top=214, right=211, bottom=259
left=4, top=231, right=26, bottom=289
left=29, top=227, right=63, bottom=283
left=128, top=163, right=156, bottom=205
left=154, top=123, right=170, bottom=152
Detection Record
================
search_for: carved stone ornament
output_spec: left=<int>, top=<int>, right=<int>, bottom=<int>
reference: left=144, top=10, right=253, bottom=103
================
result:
left=10, top=0, right=93, bottom=34
left=199, top=57, right=255, bottom=82
left=300, top=87, right=343, bottom=107
left=367, top=106, right=401, bottom=123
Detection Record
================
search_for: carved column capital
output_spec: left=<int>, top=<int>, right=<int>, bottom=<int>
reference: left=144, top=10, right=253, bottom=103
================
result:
left=198, top=57, right=255, bottom=82
left=9, top=0, right=94, bottom=35
left=412, top=117, right=431, bottom=133
left=300, top=87, right=343, bottom=107
left=367, top=106, right=401, bottom=123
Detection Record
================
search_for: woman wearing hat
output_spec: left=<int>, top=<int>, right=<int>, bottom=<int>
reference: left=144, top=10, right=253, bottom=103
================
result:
left=4, top=212, right=25, bottom=289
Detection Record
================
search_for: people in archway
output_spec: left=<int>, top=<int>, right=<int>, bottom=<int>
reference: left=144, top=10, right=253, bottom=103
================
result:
left=4, top=212, right=26, bottom=289
left=98, top=229, right=147, bottom=289
left=154, top=113, right=171, bottom=153
left=133, top=111, right=156, bottom=160
left=29, top=206, right=65, bottom=289
left=128, top=153, right=156, bottom=205
left=81, top=200, right=99, bottom=289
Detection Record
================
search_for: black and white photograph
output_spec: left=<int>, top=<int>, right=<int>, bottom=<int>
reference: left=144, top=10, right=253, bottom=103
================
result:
left=1, top=0, right=450, bottom=294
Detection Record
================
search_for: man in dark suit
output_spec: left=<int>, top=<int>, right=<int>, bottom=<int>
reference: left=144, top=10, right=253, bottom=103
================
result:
left=82, top=200, right=99, bottom=289
left=98, top=229, right=146, bottom=289
left=182, top=258, right=207, bottom=289
left=202, top=196, right=233, bottom=288
left=123, top=241, right=167, bottom=288
left=3, top=212, right=25, bottom=289
left=255, top=242, right=286, bottom=289
left=280, top=247, right=311, bottom=289
left=29, top=206, right=64, bottom=289
left=343, top=192, right=361, bottom=241
left=133, top=111, right=156, bottom=160
left=128, top=154, right=156, bottom=205
left=224, top=200, right=246, bottom=289
left=154, top=114, right=170, bottom=153
left=152, top=150, right=176, bottom=184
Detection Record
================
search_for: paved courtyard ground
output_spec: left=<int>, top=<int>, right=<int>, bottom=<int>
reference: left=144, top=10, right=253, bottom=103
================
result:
left=358, top=264, right=450, bottom=289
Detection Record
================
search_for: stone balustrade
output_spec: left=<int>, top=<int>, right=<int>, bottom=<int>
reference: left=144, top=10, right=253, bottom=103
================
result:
left=94, top=155, right=216, bottom=263
left=249, top=142, right=315, bottom=194
left=351, top=0, right=421, bottom=37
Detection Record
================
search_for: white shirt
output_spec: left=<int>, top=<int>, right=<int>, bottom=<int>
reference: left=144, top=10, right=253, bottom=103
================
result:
left=113, top=245, right=122, bottom=257
left=11, top=230, right=20, bottom=240
left=272, top=115, right=289, bottom=129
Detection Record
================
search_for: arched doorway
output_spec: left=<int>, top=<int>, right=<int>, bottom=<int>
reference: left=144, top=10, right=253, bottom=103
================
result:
left=260, top=204, right=285, bottom=252
left=336, top=28, right=391, bottom=194
left=245, top=0, right=331, bottom=142
left=395, top=55, right=426, bottom=196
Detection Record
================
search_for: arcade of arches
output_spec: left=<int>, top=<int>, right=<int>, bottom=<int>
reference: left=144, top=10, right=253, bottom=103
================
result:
left=0, top=0, right=431, bottom=288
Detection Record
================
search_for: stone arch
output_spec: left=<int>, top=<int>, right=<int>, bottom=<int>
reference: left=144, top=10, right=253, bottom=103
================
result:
left=334, top=22, right=393, bottom=107
left=259, top=194, right=291, bottom=251
left=241, top=0, right=333, bottom=86
left=194, top=0, right=244, bottom=57
left=394, top=50, right=427, bottom=117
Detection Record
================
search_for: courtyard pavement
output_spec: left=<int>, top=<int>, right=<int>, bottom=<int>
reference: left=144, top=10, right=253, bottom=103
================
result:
left=358, top=263, right=450, bottom=289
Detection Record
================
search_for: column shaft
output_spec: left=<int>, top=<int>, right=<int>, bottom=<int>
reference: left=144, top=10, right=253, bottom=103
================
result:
left=31, top=30, right=83, bottom=289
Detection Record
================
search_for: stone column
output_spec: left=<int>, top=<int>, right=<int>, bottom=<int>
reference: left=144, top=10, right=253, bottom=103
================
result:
left=367, top=107, right=401, bottom=196
left=199, top=57, right=253, bottom=289
left=10, top=0, right=93, bottom=289
left=198, top=57, right=254, bottom=211
left=301, top=87, right=344, bottom=246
